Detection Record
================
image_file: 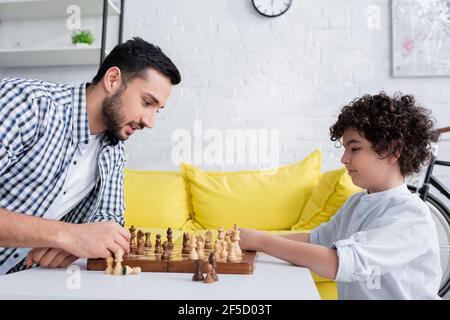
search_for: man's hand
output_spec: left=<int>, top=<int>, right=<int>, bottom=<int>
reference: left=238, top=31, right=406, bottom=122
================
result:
left=237, top=228, right=269, bottom=252
left=57, top=221, right=131, bottom=259
left=26, top=248, right=79, bottom=268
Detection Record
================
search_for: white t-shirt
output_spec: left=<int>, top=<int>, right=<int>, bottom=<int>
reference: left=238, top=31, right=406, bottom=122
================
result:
left=310, top=183, right=442, bottom=300
left=44, top=134, right=103, bottom=220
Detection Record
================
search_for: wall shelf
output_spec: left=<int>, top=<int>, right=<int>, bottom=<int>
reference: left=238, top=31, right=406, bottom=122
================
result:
left=0, top=0, right=123, bottom=68
left=0, top=0, right=120, bottom=21
left=0, top=46, right=109, bottom=67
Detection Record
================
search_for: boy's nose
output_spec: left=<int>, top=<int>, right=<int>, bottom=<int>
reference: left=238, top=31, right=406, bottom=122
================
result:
left=341, top=152, right=349, bottom=165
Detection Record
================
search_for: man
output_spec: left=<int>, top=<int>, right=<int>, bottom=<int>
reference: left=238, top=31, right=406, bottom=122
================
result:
left=0, top=37, right=181, bottom=274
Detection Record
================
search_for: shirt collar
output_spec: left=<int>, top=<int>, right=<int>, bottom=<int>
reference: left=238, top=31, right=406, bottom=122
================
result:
left=72, top=83, right=119, bottom=146
left=72, top=83, right=90, bottom=145
left=361, top=183, right=409, bottom=201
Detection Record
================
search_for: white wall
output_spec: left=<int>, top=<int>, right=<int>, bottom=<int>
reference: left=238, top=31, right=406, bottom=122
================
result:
left=1, top=0, right=449, bottom=187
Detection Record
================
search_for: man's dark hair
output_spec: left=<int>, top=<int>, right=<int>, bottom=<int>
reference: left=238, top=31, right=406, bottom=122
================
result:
left=329, top=92, right=435, bottom=176
left=92, top=37, right=181, bottom=85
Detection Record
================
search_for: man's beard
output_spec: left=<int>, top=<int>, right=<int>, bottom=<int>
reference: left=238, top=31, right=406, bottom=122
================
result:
left=101, top=85, right=127, bottom=141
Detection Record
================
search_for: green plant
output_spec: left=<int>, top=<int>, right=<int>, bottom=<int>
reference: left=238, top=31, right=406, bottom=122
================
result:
left=71, top=30, right=95, bottom=45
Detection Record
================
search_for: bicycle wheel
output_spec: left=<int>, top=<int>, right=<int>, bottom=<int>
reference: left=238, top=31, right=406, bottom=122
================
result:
left=424, top=193, right=450, bottom=297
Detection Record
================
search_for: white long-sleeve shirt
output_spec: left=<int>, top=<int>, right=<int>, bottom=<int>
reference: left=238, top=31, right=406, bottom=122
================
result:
left=309, top=183, right=442, bottom=300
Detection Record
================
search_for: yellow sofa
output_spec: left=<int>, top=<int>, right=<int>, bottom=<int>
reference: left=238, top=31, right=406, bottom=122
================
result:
left=123, top=150, right=361, bottom=300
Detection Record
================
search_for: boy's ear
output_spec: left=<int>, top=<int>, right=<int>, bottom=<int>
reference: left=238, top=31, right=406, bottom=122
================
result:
left=388, top=152, right=401, bottom=164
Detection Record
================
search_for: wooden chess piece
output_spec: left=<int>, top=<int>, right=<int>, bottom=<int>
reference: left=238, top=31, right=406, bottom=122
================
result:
left=213, top=239, right=222, bottom=256
left=137, top=230, right=145, bottom=255
left=113, top=248, right=123, bottom=275
left=197, top=235, right=205, bottom=259
left=182, top=232, right=190, bottom=255
left=129, top=225, right=137, bottom=253
left=154, top=234, right=162, bottom=254
left=167, top=227, right=174, bottom=250
left=227, top=239, right=239, bottom=262
left=217, top=226, right=225, bottom=241
left=161, top=241, right=170, bottom=260
left=192, top=259, right=204, bottom=281
left=205, top=231, right=213, bottom=250
left=232, top=224, right=242, bottom=256
left=104, top=257, right=113, bottom=274
left=132, top=267, right=141, bottom=275
left=208, top=252, right=219, bottom=281
left=188, top=235, right=199, bottom=260
left=204, top=263, right=215, bottom=284
left=144, top=232, right=152, bottom=249
left=123, top=265, right=142, bottom=275
left=220, top=240, right=228, bottom=260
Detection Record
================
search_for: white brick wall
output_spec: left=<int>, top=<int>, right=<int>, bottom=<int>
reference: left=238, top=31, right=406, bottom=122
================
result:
left=1, top=0, right=449, bottom=193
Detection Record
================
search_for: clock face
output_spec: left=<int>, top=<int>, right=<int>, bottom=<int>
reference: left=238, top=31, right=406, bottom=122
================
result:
left=252, top=0, right=292, bottom=18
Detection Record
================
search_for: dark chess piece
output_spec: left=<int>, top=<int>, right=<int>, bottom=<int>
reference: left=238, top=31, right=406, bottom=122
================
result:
left=161, top=241, right=170, bottom=260
left=208, top=252, right=218, bottom=281
left=144, top=232, right=152, bottom=249
left=167, top=227, right=174, bottom=250
left=154, top=234, right=162, bottom=254
left=182, top=232, right=190, bottom=255
left=192, top=259, right=204, bottom=281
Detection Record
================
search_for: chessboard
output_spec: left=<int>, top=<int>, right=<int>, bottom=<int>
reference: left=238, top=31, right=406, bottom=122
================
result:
left=87, top=225, right=257, bottom=275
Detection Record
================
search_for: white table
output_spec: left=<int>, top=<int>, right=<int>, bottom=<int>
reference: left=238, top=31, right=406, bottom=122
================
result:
left=0, top=254, right=320, bottom=300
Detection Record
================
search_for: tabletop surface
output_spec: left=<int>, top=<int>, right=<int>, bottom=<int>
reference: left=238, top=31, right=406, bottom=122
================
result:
left=0, top=253, right=321, bottom=300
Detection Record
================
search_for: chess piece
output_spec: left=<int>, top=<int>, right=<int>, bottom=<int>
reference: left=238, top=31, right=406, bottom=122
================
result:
left=204, top=263, right=215, bottom=284
left=182, top=232, right=190, bottom=255
left=220, top=240, right=228, bottom=260
left=205, top=231, right=213, bottom=250
left=104, top=257, right=113, bottom=274
left=123, top=265, right=142, bottom=275
left=144, top=232, right=152, bottom=249
left=132, top=267, right=141, bottom=275
left=161, top=241, right=170, bottom=260
left=213, top=239, right=222, bottom=256
left=217, top=226, right=225, bottom=241
left=154, top=234, right=162, bottom=254
left=232, top=224, right=242, bottom=256
left=208, top=252, right=219, bottom=281
left=167, top=227, right=174, bottom=250
left=188, top=235, right=199, bottom=260
left=192, top=259, right=204, bottom=281
left=196, top=235, right=205, bottom=259
left=129, top=225, right=137, bottom=253
left=137, top=230, right=145, bottom=255
left=227, top=239, right=239, bottom=262
left=113, top=249, right=124, bottom=275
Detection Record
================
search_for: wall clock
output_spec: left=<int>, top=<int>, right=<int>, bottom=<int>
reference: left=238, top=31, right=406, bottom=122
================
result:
left=252, top=0, right=293, bottom=18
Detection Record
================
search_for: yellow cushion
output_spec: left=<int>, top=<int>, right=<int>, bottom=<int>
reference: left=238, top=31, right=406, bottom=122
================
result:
left=292, top=167, right=361, bottom=230
left=124, top=169, right=191, bottom=229
left=316, top=281, right=338, bottom=300
left=181, top=150, right=322, bottom=231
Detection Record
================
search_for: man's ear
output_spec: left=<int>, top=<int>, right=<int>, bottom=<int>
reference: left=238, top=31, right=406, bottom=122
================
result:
left=102, top=67, right=122, bottom=94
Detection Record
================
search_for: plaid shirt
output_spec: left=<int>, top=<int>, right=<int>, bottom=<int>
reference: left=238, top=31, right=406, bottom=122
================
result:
left=0, top=78, right=126, bottom=273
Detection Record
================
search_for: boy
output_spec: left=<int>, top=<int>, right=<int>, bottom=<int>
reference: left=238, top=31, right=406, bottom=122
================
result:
left=239, top=93, right=442, bottom=299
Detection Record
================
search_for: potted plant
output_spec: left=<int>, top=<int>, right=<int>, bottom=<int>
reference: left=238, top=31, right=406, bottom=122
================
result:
left=71, top=30, right=95, bottom=47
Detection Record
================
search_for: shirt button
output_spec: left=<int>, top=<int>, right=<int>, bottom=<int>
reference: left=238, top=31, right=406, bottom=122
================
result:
left=73, top=161, right=77, bottom=165
left=85, top=141, right=88, bottom=145
left=13, top=253, right=19, bottom=259
left=63, top=191, right=67, bottom=195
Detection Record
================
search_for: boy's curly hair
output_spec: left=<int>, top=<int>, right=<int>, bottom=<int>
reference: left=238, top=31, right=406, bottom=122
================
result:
left=329, top=92, right=435, bottom=176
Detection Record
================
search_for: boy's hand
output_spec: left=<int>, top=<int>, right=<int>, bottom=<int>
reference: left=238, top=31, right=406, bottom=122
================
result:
left=238, top=228, right=269, bottom=252
left=26, top=248, right=79, bottom=268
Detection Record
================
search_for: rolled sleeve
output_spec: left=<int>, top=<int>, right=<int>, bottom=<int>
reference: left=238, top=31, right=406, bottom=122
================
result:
left=331, top=214, right=430, bottom=283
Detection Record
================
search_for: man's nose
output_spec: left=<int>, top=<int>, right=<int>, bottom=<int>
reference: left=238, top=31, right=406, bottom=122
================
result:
left=142, top=109, right=157, bottom=128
